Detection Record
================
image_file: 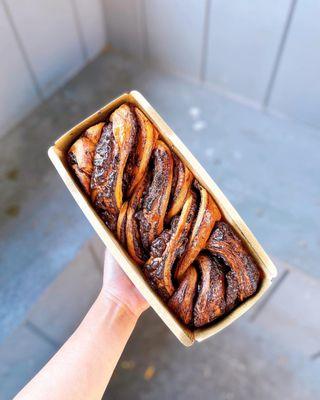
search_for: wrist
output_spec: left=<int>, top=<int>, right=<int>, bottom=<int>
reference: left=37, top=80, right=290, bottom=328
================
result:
left=96, top=290, right=141, bottom=320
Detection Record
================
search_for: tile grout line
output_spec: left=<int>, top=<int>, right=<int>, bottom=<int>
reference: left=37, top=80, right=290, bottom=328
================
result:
left=70, top=0, right=88, bottom=62
left=25, top=320, right=61, bottom=349
left=250, top=269, right=290, bottom=322
left=199, top=0, right=211, bottom=81
left=1, top=0, right=44, bottom=100
left=263, top=0, right=298, bottom=108
left=100, top=0, right=110, bottom=44
left=140, top=0, right=149, bottom=63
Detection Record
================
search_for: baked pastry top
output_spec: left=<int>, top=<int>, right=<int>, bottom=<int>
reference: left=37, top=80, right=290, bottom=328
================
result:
left=68, top=103, right=261, bottom=328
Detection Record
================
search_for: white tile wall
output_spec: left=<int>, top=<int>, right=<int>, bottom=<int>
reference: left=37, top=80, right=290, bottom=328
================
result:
left=1, top=0, right=320, bottom=137
left=74, top=0, right=107, bottom=60
left=0, top=1, right=40, bottom=137
left=0, top=0, right=107, bottom=138
left=104, top=0, right=145, bottom=60
left=103, top=0, right=320, bottom=128
left=205, top=0, right=292, bottom=105
left=269, top=0, right=320, bottom=127
left=144, top=0, right=206, bottom=77
left=6, top=0, right=85, bottom=98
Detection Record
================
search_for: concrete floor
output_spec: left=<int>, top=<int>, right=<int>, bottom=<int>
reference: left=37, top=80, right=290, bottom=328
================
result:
left=0, top=49, right=320, bottom=399
left=1, top=236, right=319, bottom=399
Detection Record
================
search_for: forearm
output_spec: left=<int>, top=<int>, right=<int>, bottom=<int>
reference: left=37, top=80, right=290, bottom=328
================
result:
left=15, top=291, right=138, bottom=400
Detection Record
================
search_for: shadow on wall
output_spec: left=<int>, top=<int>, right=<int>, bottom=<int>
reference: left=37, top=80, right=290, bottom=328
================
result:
left=1, top=0, right=320, bottom=139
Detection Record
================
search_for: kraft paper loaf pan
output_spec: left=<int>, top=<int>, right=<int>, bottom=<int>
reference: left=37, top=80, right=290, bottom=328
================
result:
left=48, top=91, right=277, bottom=346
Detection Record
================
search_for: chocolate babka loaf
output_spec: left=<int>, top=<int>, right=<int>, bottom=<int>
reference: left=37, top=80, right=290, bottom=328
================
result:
left=68, top=103, right=261, bottom=328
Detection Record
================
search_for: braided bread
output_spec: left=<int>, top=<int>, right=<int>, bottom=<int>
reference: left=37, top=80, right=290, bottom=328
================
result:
left=68, top=103, right=261, bottom=328
left=68, top=122, right=105, bottom=195
left=136, top=140, right=173, bottom=251
left=166, top=153, right=193, bottom=222
left=144, top=190, right=197, bottom=300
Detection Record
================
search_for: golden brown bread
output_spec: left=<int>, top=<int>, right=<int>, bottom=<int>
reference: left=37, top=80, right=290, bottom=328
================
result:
left=193, top=254, right=226, bottom=327
left=136, top=140, right=173, bottom=252
left=166, top=153, right=193, bottom=222
left=117, top=201, right=128, bottom=246
left=91, top=105, right=137, bottom=231
left=168, top=265, right=198, bottom=325
left=174, top=180, right=222, bottom=281
left=125, top=174, right=150, bottom=265
left=90, top=104, right=157, bottom=232
left=68, top=122, right=105, bottom=195
left=126, top=107, right=158, bottom=197
left=206, top=221, right=260, bottom=302
left=144, top=191, right=197, bottom=300
left=68, top=102, right=261, bottom=329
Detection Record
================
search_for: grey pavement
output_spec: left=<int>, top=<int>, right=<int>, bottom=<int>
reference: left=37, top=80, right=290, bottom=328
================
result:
left=1, top=49, right=319, bottom=341
left=0, top=237, right=103, bottom=399
left=0, top=49, right=320, bottom=399
left=0, top=236, right=319, bottom=399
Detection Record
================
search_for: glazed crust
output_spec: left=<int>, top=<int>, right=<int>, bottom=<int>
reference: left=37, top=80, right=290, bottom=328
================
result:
left=193, top=254, right=226, bottom=327
left=125, top=175, right=149, bottom=265
left=225, top=270, right=239, bottom=311
left=91, top=105, right=137, bottom=231
left=90, top=123, right=119, bottom=231
left=206, top=222, right=260, bottom=302
left=68, top=122, right=105, bottom=195
left=143, top=191, right=197, bottom=300
left=117, top=201, right=128, bottom=246
left=166, top=153, right=193, bottom=222
left=126, top=107, right=158, bottom=197
left=174, top=181, right=222, bottom=281
left=168, top=265, right=198, bottom=325
left=68, top=102, right=261, bottom=330
left=137, top=140, right=173, bottom=251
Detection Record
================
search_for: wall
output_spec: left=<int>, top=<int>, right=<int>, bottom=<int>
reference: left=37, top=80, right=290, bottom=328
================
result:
left=0, top=0, right=107, bottom=137
left=105, top=0, right=320, bottom=129
left=1, top=0, right=319, bottom=138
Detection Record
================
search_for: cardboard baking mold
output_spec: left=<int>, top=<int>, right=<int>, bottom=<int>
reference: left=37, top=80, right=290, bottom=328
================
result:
left=48, top=91, right=277, bottom=346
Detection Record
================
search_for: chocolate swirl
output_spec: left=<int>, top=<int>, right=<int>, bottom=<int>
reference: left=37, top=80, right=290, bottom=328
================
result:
left=68, top=102, right=261, bottom=328
left=174, top=180, right=222, bottom=281
left=136, top=140, right=173, bottom=251
left=68, top=122, right=105, bottom=195
left=167, top=222, right=260, bottom=327
left=144, top=190, right=197, bottom=300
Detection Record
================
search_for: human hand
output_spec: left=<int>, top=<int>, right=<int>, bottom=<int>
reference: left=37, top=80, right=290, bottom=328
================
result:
left=101, top=249, right=149, bottom=318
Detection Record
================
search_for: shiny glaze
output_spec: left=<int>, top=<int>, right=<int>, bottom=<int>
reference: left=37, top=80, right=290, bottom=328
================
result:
left=68, top=103, right=261, bottom=329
